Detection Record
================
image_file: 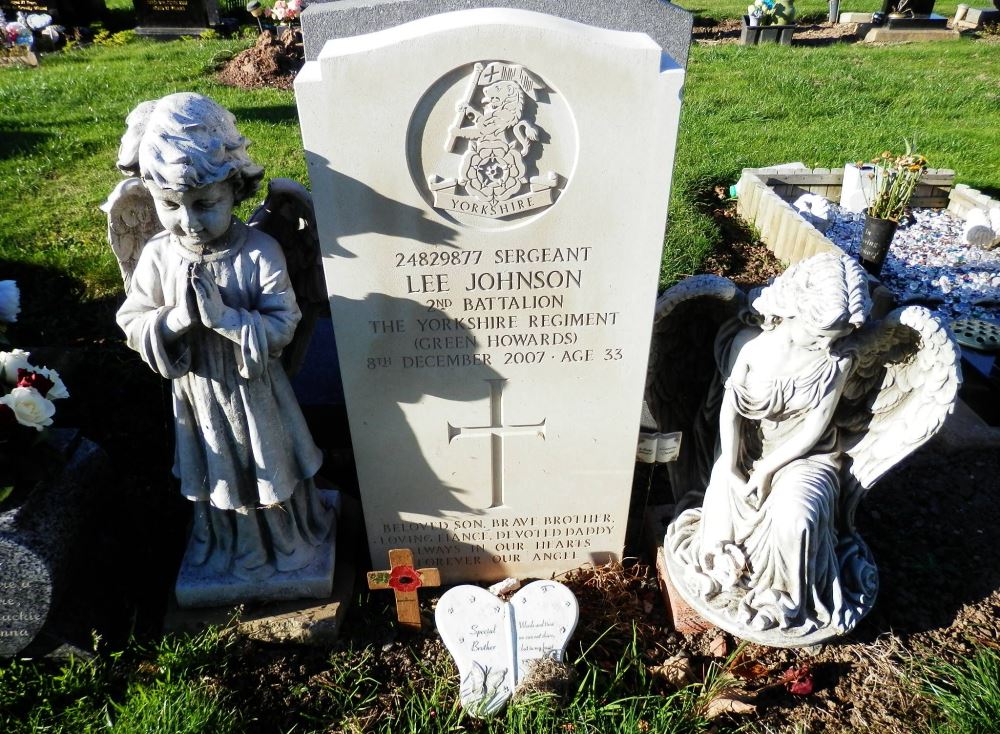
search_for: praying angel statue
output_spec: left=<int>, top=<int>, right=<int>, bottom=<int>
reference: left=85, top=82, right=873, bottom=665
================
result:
left=105, top=92, right=335, bottom=607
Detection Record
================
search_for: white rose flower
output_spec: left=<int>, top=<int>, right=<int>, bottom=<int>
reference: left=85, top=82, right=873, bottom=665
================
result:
left=1, top=386, right=55, bottom=431
left=34, top=366, right=70, bottom=400
left=0, top=281, right=19, bottom=324
left=0, top=348, right=32, bottom=384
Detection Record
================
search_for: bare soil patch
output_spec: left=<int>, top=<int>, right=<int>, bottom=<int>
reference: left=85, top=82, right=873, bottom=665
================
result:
left=693, top=19, right=863, bottom=46
left=216, top=30, right=304, bottom=91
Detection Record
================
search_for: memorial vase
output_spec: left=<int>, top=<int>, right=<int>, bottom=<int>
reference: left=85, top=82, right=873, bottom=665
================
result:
left=859, top=209, right=898, bottom=277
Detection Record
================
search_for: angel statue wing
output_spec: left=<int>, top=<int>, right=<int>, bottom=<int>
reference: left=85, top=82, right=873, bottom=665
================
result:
left=101, top=177, right=162, bottom=294
left=835, top=305, right=962, bottom=515
left=645, top=275, right=746, bottom=502
left=248, top=178, right=327, bottom=378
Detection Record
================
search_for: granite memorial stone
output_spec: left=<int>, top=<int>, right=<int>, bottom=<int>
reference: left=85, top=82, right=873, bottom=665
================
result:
left=0, top=431, right=109, bottom=657
left=300, top=0, right=693, bottom=68
left=436, top=579, right=578, bottom=716
left=296, top=8, right=687, bottom=583
left=0, top=0, right=105, bottom=26
left=134, top=0, right=219, bottom=36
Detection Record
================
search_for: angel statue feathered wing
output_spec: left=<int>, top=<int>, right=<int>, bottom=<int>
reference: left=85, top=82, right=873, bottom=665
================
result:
left=649, top=252, right=961, bottom=646
left=103, top=92, right=334, bottom=608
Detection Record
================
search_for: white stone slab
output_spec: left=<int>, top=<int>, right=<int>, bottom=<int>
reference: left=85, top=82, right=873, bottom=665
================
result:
left=296, top=9, right=685, bottom=583
left=435, top=580, right=578, bottom=716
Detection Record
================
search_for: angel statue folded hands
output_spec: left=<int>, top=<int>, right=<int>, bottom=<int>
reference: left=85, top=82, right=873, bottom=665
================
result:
left=105, top=92, right=334, bottom=607
left=649, top=252, right=960, bottom=646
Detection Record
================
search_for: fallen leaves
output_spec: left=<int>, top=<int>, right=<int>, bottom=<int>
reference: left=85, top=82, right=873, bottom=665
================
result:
left=650, top=653, right=696, bottom=688
left=703, top=694, right=758, bottom=719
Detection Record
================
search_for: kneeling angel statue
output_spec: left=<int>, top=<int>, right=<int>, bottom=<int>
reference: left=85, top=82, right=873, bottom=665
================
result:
left=104, top=92, right=333, bottom=607
left=648, top=252, right=960, bottom=646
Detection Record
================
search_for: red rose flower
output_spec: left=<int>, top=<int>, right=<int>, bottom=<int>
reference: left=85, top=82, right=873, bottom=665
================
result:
left=16, top=369, right=54, bottom=397
left=388, top=565, right=422, bottom=593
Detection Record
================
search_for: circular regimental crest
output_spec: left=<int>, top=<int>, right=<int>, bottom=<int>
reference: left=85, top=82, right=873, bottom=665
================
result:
left=407, top=60, right=576, bottom=231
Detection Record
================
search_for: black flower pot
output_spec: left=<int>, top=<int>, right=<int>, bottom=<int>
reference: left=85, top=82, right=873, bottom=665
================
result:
left=740, top=16, right=797, bottom=45
left=859, top=210, right=898, bottom=277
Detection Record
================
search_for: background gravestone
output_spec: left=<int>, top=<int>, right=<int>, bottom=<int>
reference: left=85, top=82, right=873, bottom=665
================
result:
left=0, top=431, right=110, bottom=657
left=0, top=0, right=106, bottom=26
left=296, top=8, right=690, bottom=583
left=300, top=0, right=693, bottom=68
left=134, top=0, right=219, bottom=36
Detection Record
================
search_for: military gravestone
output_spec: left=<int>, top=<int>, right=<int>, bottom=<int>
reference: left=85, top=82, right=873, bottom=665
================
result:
left=134, top=0, right=218, bottom=37
left=296, top=8, right=688, bottom=582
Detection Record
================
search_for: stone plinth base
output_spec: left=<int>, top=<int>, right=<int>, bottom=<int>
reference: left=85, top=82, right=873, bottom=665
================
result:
left=175, top=491, right=340, bottom=609
left=135, top=26, right=213, bottom=38
left=955, top=6, right=1000, bottom=28
left=165, top=494, right=360, bottom=646
left=863, top=26, right=961, bottom=42
left=838, top=11, right=873, bottom=22
left=645, top=505, right=715, bottom=636
left=655, top=548, right=715, bottom=635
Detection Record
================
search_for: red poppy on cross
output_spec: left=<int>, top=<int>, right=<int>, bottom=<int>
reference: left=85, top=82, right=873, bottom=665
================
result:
left=367, top=549, right=441, bottom=629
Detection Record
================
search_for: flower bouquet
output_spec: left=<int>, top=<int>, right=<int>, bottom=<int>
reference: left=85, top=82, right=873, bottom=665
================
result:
left=863, top=143, right=929, bottom=223
left=858, top=142, right=929, bottom=275
left=266, top=0, right=305, bottom=25
left=0, top=281, right=70, bottom=505
left=747, top=0, right=796, bottom=25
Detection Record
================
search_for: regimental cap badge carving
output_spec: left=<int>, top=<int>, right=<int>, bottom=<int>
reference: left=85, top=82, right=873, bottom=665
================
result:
left=428, top=61, right=560, bottom=220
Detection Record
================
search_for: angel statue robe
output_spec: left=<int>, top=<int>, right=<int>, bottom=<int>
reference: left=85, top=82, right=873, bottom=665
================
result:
left=117, top=219, right=331, bottom=577
left=668, top=319, right=878, bottom=641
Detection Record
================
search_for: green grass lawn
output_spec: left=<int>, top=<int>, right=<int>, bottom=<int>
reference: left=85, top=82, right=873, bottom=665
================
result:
left=666, top=37, right=1000, bottom=280
left=1, top=35, right=997, bottom=307
left=679, top=0, right=963, bottom=23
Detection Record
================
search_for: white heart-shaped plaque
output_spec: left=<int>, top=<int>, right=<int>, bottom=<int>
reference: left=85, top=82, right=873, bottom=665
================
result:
left=435, top=580, right=579, bottom=717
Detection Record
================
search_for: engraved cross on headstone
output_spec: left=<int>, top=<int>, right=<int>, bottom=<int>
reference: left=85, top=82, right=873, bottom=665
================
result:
left=448, top=379, right=546, bottom=509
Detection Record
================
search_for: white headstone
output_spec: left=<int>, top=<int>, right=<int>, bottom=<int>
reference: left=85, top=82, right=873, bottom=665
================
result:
left=296, top=9, right=685, bottom=583
left=435, top=580, right=578, bottom=716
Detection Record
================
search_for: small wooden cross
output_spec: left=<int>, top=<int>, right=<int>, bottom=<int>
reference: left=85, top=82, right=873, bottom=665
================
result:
left=367, top=549, right=441, bottom=630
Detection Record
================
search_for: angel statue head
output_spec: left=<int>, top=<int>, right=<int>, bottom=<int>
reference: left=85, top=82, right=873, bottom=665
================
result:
left=116, top=93, right=265, bottom=252
left=751, top=252, right=872, bottom=347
